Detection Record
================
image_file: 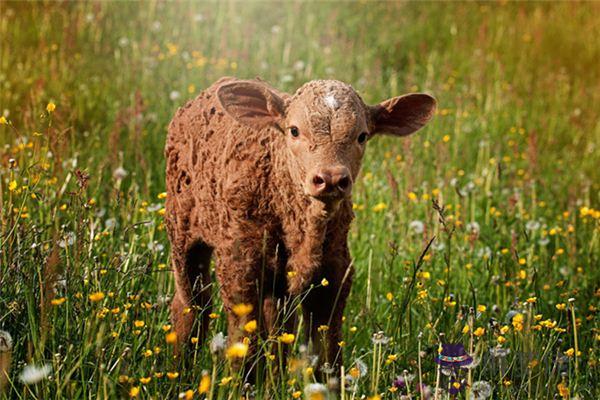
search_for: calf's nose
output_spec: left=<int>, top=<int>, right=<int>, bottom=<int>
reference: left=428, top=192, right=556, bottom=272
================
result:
left=309, top=166, right=352, bottom=197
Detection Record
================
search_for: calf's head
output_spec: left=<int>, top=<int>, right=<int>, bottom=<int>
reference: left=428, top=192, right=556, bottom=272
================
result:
left=217, top=79, right=436, bottom=203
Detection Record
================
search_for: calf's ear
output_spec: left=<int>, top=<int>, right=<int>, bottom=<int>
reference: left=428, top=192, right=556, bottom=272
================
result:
left=217, top=81, right=286, bottom=129
left=370, top=93, right=437, bottom=136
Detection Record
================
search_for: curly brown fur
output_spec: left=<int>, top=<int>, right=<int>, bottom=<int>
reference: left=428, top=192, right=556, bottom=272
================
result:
left=165, top=76, right=436, bottom=378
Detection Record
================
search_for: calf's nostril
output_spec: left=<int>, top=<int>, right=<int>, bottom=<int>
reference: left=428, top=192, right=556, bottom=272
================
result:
left=337, top=176, right=350, bottom=190
left=313, top=175, right=326, bottom=187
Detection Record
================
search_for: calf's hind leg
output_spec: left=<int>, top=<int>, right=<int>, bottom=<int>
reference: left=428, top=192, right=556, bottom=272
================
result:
left=171, top=240, right=213, bottom=349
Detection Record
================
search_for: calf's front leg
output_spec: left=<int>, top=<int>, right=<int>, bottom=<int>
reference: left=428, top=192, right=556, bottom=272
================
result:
left=302, top=244, right=354, bottom=377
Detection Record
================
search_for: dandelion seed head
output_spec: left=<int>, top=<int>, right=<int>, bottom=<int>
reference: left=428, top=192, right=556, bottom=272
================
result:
left=19, top=364, right=52, bottom=384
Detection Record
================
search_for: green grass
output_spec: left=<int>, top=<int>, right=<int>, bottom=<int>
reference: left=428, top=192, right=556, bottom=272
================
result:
left=1, top=1, right=599, bottom=399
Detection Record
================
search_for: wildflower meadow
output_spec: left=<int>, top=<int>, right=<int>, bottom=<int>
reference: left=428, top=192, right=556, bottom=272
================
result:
left=1, top=2, right=599, bottom=399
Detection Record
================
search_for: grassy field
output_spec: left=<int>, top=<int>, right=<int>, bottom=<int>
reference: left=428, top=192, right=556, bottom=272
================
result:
left=1, top=1, right=599, bottom=399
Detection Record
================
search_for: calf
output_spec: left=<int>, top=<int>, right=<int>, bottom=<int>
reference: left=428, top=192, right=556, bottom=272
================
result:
left=164, top=77, right=435, bottom=374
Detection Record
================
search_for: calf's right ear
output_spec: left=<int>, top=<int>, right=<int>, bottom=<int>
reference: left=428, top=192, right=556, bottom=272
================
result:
left=217, top=81, right=286, bottom=130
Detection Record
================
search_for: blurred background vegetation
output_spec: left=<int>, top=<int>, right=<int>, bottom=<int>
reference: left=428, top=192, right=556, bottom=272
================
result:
left=1, top=1, right=599, bottom=399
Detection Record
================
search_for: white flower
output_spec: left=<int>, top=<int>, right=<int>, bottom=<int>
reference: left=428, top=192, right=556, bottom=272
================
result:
left=319, top=362, right=334, bottom=374
left=193, top=13, right=205, bottom=22
left=371, top=331, right=390, bottom=345
left=147, top=203, right=162, bottom=212
left=19, top=364, right=52, bottom=384
left=466, top=221, right=480, bottom=235
left=432, top=241, right=445, bottom=251
left=209, top=332, right=226, bottom=354
left=0, top=330, right=12, bottom=352
left=538, top=237, right=550, bottom=246
left=469, top=380, right=492, bottom=399
left=489, top=346, right=510, bottom=358
left=58, top=232, right=76, bottom=248
left=118, top=37, right=129, bottom=47
left=113, top=166, right=128, bottom=181
left=409, top=220, right=425, bottom=234
left=169, top=91, right=181, bottom=101
left=293, top=60, right=306, bottom=71
left=304, top=383, right=328, bottom=400
left=477, top=246, right=492, bottom=259
left=525, top=220, right=540, bottom=231
left=355, top=359, right=368, bottom=377
left=147, top=241, right=164, bottom=252
left=105, top=218, right=116, bottom=229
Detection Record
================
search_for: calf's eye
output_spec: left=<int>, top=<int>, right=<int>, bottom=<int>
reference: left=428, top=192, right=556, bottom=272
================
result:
left=357, top=132, right=368, bottom=144
left=289, top=126, right=300, bottom=137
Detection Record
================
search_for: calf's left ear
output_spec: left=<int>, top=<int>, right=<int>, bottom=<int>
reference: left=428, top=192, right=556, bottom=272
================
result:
left=370, top=93, right=437, bottom=136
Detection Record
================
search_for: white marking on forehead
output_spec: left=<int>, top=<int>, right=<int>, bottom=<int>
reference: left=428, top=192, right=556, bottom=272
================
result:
left=323, top=93, right=340, bottom=110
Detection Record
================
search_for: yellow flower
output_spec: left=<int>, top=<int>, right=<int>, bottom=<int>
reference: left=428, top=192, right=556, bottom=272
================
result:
left=511, top=313, right=525, bottom=331
left=244, top=320, right=257, bottom=333
left=557, top=382, right=569, bottom=399
left=8, top=180, right=17, bottom=191
left=162, top=324, right=172, bottom=331
left=134, top=320, right=145, bottom=328
left=129, top=386, right=140, bottom=398
left=556, top=303, right=566, bottom=311
left=517, top=269, right=527, bottom=279
left=167, top=372, right=179, bottom=380
left=497, top=335, right=506, bottom=344
left=183, top=389, right=194, bottom=400
left=474, top=327, right=485, bottom=337
left=220, top=376, right=232, bottom=386
left=417, top=271, right=431, bottom=280
left=165, top=331, right=178, bottom=344
left=462, top=324, right=470, bottom=334
left=442, top=134, right=451, bottom=142
left=321, top=278, right=329, bottom=287
left=564, top=348, right=575, bottom=357
left=198, top=374, right=211, bottom=393
left=477, top=304, right=487, bottom=313
left=526, top=297, right=537, bottom=304
left=278, top=333, right=295, bottom=344
left=232, top=303, right=253, bottom=317
left=143, top=349, right=153, bottom=357
left=46, top=102, right=56, bottom=113
left=372, top=202, right=387, bottom=212
left=157, top=192, right=167, bottom=199
left=89, top=292, right=105, bottom=302
left=292, top=391, right=302, bottom=398
left=51, top=297, right=66, bottom=306
left=226, top=342, right=248, bottom=358
left=407, top=192, right=418, bottom=201
left=0, top=116, right=7, bottom=124
left=386, top=292, right=394, bottom=301
left=209, top=312, right=218, bottom=319
left=139, top=377, right=151, bottom=384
